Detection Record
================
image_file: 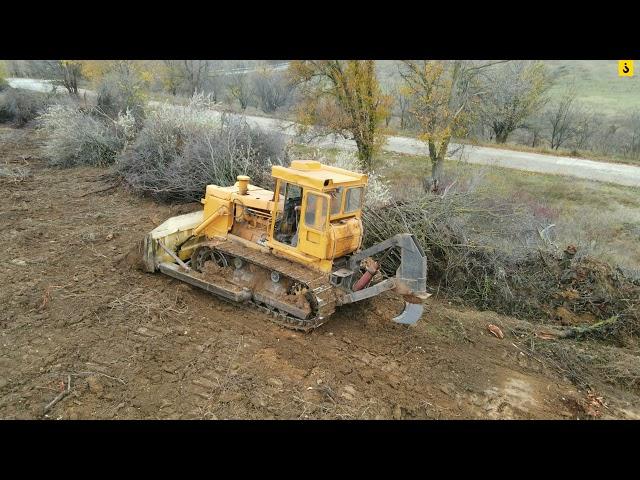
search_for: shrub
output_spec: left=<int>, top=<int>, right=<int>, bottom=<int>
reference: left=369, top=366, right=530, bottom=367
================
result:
left=96, top=70, right=147, bottom=125
left=362, top=190, right=640, bottom=341
left=38, top=104, right=134, bottom=167
left=116, top=94, right=289, bottom=202
left=0, top=88, right=57, bottom=127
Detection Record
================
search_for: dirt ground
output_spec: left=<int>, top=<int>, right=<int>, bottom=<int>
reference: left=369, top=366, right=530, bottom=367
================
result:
left=1, top=125, right=639, bottom=420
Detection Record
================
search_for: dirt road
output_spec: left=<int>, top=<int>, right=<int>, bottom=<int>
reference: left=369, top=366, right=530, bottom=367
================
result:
left=2, top=126, right=640, bottom=419
left=8, top=77, right=640, bottom=188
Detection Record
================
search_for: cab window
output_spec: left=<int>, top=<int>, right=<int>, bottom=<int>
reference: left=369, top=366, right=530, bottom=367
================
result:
left=344, top=187, right=363, bottom=213
left=329, top=187, right=344, bottom=216
left=304, top=193, right=327, bottom=231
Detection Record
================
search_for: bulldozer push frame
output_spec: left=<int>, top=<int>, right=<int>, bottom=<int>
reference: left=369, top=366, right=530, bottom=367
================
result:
left=142, top=160, right=430, bottom=331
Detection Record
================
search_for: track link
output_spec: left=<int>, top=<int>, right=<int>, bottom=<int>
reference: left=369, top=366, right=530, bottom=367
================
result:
left=192, top=240, right=338, bottom=332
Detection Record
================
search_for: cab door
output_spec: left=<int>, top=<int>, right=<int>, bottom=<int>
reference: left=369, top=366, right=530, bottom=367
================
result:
left=298, top=190, right=331, bottom=259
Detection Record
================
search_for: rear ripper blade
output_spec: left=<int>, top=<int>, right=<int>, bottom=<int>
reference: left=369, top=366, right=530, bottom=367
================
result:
left=392, top=302, right=424, bottom=325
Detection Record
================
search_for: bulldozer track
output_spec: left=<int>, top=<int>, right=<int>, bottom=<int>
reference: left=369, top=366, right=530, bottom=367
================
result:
left=203, top=240, right=338, bottom=332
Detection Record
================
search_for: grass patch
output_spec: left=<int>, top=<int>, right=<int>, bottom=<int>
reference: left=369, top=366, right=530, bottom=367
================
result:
left=544, top=60, right=640, bottom=117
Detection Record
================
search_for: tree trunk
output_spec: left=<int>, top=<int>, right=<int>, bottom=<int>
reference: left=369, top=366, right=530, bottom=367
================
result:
left=426, top=140, right=445, bottom=193
left=495, top=130, right=509, bottom=143
left=430, top=157, right=444, bottom=193
left=355, top=137, right=373, bottom=172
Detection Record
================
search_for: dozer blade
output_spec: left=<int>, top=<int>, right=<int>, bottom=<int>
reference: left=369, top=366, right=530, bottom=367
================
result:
left=393, top=302, right=424, bottom=325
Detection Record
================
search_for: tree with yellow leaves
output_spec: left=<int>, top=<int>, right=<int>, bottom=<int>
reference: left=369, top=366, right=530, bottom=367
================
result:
left=400, top=60, right=507, bottom=192
left=80, top=60, right=155, bottom=86
left=289, top=60, right=391, bottom=172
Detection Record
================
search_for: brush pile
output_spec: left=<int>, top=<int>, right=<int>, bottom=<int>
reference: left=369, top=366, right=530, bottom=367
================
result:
left=363, top=193, right=640, bottom=342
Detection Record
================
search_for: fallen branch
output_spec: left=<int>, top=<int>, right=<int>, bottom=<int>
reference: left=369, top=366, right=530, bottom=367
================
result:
left=44, top=375, right=71, bottom=413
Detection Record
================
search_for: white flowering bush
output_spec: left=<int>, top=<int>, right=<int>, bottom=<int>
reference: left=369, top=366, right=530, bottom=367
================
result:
left=38, top=104, right=130, bottom=167
left=331, top=151, right=392, bottom=208
left=116, top=93, right=288, bottom=202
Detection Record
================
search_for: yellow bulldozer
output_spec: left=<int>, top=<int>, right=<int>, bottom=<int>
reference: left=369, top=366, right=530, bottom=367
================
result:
left=142, top=160, right=429, bottom=331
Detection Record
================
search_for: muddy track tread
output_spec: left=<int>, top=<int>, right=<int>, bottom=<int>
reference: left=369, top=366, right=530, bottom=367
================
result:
left=208, top=240, right=338, bottom=331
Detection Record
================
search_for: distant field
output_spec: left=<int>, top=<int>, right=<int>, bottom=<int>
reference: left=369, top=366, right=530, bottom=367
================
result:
left=544, top=60, right=640, bottom=116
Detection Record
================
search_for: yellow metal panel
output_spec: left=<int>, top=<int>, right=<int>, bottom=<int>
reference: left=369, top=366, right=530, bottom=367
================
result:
left=298, top=191, right=331, bottom=260
left=329, top=217, right=362, bottom=258
left=272, top=160, right=368, bottom=192
left=200, top=195, right=233, bottom=238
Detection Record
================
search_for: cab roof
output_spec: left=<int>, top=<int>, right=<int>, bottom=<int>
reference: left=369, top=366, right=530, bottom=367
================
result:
left=272, top=160, right=368, bottom=191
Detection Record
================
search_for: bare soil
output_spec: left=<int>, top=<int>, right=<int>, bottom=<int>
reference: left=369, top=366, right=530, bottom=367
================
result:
left=1, top=125, right=639, bottom=420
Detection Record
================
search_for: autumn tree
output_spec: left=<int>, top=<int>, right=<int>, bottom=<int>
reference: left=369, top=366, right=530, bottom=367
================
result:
left=400, top=60, right=504, bottom=192
left=477, top=61, right=549, bottom=143
left=289, top=60, right=391, bottom=172
left=226, top=72, right=252, bottom=110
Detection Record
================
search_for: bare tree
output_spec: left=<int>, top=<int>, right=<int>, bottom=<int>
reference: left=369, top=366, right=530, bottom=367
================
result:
left=159, top=60, right=224, bottom=99
left=32, top=60, right=83, bottom=95
left=477, top=61, right=549, bottom=144
left=252, top=68, right=293, bottom=113
left=522, top=114, right=546, bottom=148
left=621, top=111, right=640, bottom=159
left=392, top=82, right=411, bottom=130
left=571, top=108, right=597, bottom=151
left=546, top=87, right=578, bottom=150
left=182, top=60, right=211, bottom=95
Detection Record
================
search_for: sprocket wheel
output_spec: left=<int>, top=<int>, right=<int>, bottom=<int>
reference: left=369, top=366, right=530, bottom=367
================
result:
left=191, top=246, right=229, bottom=272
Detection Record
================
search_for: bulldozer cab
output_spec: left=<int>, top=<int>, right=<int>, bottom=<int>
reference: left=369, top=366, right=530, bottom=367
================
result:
left=272, top=180, right=331, bottom=255
left=268, top=160, right=367, bottom=267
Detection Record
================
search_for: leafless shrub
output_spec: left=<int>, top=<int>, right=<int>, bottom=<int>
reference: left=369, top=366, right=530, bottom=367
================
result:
left=0, top=88, right=60, bottom=127
left=116, top=95, right=288, bottom=202
left=38, top=104, right=134, bottom=167
left=252, top=69, right=293, bottom=113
